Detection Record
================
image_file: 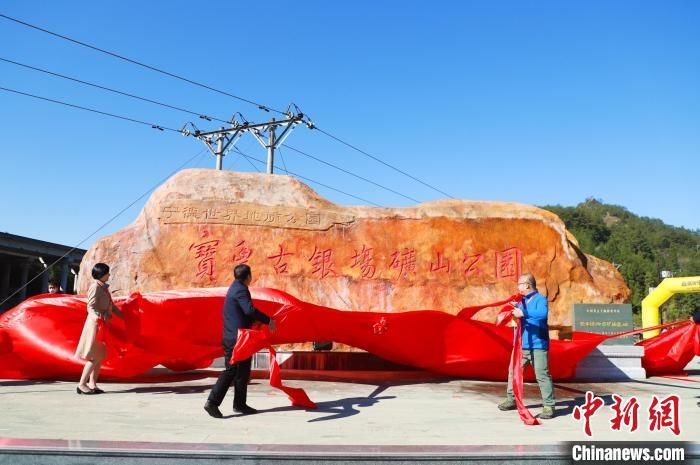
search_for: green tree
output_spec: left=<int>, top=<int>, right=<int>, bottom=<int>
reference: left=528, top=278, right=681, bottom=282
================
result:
left=542, top=199, right=700, bottom=323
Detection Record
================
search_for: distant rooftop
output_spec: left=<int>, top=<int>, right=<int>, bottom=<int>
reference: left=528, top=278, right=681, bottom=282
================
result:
left=0, top=232, right=86, bottom=262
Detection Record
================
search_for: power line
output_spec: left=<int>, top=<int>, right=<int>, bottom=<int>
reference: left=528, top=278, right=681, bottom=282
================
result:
left=0, top=84, right=387, bottom=206
left=0, top=58, right=302, bottom=178
left=1, top=77, right=420, bottom=204
left=0, top=56, right=229, bottom=124
left=0, top=14, right=453, bottom=200
left=314, top=126, right=455, bottom=199
left=0, top=149, right=207, bottom=309
left=235, top=138, right=261, bottom=173
left=232, top=147, right=382, bottom=207
left=0, top=13, right=285, bottom=115
left=0, top=86, right=180, bottom=132
left=282, top=143, right=421, bottom=203
left=242, top=155, right=261, bottom=173
left=278, top=146, right=290, bottom=175
left=240, top=147, right=262, bottom=173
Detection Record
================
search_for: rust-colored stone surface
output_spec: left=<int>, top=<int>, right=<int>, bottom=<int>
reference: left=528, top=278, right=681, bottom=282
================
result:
left=79, top=169, right=630, bottom=349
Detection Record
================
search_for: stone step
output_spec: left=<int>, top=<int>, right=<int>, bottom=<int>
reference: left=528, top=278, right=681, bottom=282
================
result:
left=0, top=438, right=624, bottom=465
left=213, top=346, right=649, bottom=383
left=211, top=351, right=415, bottom=371
left=575, top=345, right=646, bottom=381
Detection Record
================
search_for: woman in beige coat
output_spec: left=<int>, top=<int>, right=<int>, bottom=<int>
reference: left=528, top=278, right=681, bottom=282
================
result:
left=75, top=262, right=122, bottom=394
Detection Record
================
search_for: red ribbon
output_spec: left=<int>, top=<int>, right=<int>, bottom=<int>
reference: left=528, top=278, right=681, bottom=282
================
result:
left=511, top=317, right=540, bottom=425
left=267, top=344, right=317, bottom=409
left=607, top=320, right=691, bottom=340
left=472, top=293, right=539, bottom=425
left=457, top=295, right=520, bottom=320
left=232, top=328, right=317, bottom=409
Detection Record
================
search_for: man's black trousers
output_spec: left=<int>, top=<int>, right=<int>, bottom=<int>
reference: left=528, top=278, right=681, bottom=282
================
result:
left=207, top=344, right=252, bottom=408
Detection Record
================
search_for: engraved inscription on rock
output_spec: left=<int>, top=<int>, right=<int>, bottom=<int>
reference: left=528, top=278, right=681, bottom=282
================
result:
left=159, top=201, right=355, bottom=231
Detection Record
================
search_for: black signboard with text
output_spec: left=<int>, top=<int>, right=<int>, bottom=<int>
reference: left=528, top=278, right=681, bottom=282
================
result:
left=573, top=304, right=635, bottom=345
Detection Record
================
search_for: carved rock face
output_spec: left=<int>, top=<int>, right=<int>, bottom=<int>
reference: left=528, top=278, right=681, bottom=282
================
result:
left=79, top=169, right=629, bottom=344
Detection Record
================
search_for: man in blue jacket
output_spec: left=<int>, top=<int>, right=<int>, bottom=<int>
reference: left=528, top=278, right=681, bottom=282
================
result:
left=497, top=273, right=556, bottom=419
left=204, top=264, right=275, bottom=418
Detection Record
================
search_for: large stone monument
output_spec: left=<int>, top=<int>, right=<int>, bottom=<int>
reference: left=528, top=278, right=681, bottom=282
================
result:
left=79, top=169, right=629, bottom=350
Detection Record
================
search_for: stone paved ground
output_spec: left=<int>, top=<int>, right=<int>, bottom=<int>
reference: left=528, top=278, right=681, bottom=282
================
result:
left=1, top=357, right=698, bottom=447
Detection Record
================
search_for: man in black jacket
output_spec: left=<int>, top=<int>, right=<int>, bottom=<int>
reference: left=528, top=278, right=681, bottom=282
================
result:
left=204, top=264, right=275, bottom=418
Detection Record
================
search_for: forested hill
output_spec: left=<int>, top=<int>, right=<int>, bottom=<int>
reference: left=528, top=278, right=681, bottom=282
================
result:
left=542, top=199, right=700, bottom=322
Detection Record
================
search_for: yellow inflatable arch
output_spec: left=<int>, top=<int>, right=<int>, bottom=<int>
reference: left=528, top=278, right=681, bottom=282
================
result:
left=641, top=276, right=700, bottom=338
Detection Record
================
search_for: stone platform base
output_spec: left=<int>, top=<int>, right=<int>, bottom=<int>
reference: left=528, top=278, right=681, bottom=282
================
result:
left=213, top=345, right=648, bottom=382
left=575, top=345, right=646, bottom=380
left=212, top=351, right=416, bottom=371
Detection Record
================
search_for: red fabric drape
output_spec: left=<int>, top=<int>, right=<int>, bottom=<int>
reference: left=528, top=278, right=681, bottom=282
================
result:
left=233, top=327, right=316, bottom=409
left=1, top=287, right=698, bottom=425
left=635, top=320, right=699, bottom=376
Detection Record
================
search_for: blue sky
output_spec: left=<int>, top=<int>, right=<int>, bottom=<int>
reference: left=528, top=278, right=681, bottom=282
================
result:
left=1, top=1, right=698, bottom=250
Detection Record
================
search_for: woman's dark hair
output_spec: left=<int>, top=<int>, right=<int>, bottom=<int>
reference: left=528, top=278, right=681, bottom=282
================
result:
left=234, top=264, right=252, bottom=282
left=92, top=263, right=110, bottom=280
left=693, top=309, right=700, bottom=324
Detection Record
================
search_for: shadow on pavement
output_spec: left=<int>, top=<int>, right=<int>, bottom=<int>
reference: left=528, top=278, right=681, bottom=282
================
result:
left=259, top=384, right=397, bottom=422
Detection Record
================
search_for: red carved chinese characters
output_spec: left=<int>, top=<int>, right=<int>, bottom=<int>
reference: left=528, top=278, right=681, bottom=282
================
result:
left=610, top=394, right=639, bottom=432
left=351, top=245, right=376, bottom=279
left=496, top=247, right=521, bottom=281
left=573, top=391, right=605, bottom=437
left=390, top=248, right=417, bottom=279
left=430, top=252, right=451, bottom=273
left=267, top=244, right=293, bottom=275
left=648, top=395, right=681, bottom=435
left=463, top=253, right=483, bottom=278
left=233, top=239, right=254, bottom=264
left=308, top=246, right=337, bottom=279
left=189, top=239, right=220, bottom=281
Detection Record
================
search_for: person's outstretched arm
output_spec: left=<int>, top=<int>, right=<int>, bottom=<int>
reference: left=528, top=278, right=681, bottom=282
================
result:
left=234, top=287, right=270, bottom=325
